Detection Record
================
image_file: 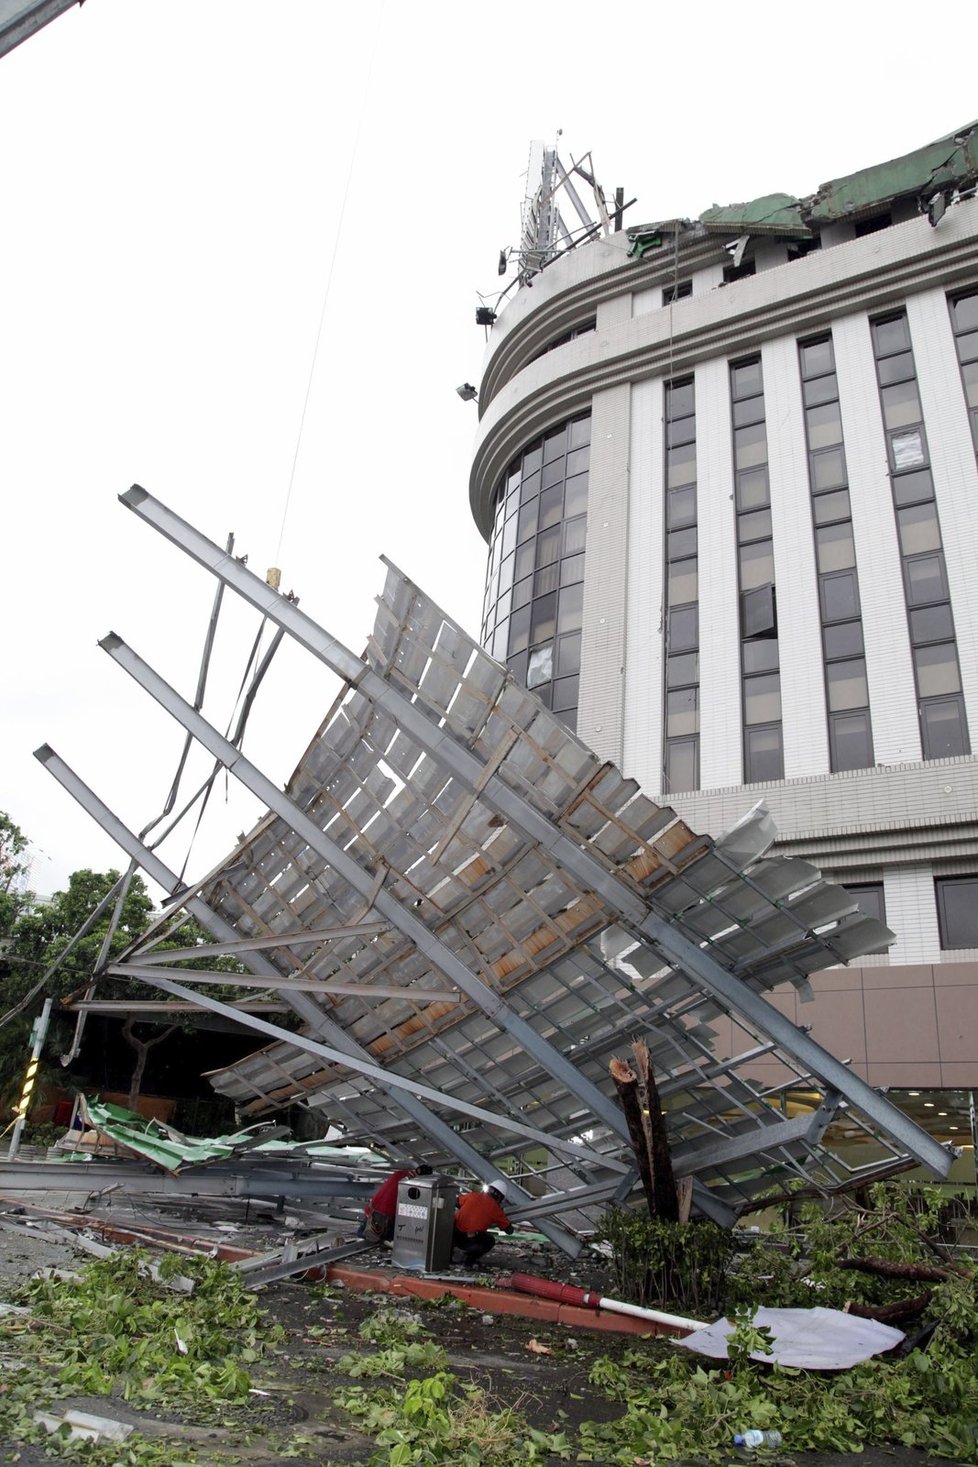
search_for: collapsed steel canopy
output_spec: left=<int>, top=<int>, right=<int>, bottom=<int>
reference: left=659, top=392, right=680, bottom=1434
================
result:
left=37, top=488, right=952, bottom=1254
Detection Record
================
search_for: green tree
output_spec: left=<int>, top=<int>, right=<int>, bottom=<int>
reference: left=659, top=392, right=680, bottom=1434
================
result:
left=1, top=862, right=257, bottom=1117
left=0, top=811, right=31, bottom=941
left=0, top=867, right=154, bottom=1109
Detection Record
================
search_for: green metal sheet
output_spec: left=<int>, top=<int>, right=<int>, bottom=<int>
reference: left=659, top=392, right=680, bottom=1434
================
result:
left=693, top=121, right=978, bottom=243
left=699, top=193, right=809, bottom=238
left=72, top=1097, right=386, bottom=1174
left=808, top=121, right=978, bottom=223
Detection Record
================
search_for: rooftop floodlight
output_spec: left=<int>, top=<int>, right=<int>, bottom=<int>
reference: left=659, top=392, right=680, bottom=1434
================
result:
left=927, top=191, right=947, bottom=227
left=456, top=383, right=478, bottom=402
left=498, top=250, right=508, bottom=276
left=475, top=306, right=497, bottom=327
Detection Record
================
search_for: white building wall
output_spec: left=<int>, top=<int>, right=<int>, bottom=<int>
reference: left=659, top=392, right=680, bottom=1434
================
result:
left=579, top=383, right=631, bottom=766
left=906, top=287, right=978, bottom=737
left=885, top=865, right=941, bottom=965
left=763, top=336, right=828, bottom=778
left=694, top=359, right=741, bottom=788
left=632, top=263, right=725, bottom=320
left=833, top=312, right=922, bottom=765
left=597, top=293, right=632, bottom=330
left=622, top=377, right=665, bottom=789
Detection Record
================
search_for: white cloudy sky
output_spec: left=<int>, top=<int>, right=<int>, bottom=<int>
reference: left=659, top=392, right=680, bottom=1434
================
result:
left=2, top=0, right=975, bottom=897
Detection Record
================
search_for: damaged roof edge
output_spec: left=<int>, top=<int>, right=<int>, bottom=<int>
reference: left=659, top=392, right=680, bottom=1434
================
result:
left=637, top=119, right=978, bottom=246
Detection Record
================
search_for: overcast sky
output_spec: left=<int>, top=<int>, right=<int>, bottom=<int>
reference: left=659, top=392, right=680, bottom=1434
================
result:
left=2, top=0, right=976, bottom=898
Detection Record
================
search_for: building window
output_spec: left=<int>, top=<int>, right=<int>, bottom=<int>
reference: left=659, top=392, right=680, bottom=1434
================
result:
left=663, top=280, right=692, bottom=305
left=870, top=312, right=969, bottom=760
left=482, top=413, right=591, bottom=730
left=663, top=377, right=698, bottom=791
left=949, top=289, right=978, bottom=458
left=798, top=333, right=874, bottom=771
left=730, top=356, right=783, bottom=783
left=723, top=257, right=756, bottom=285
left=843, top=882, right=888, bottom=953
left=854, top=212, right=892, bottom=237
left=936, top=877, right=978, bottom=949
left=530, top=319, right=597, bottom=363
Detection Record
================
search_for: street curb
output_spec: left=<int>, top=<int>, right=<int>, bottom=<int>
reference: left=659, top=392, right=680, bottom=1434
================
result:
left=326, top=1264, right=686, bottom=1338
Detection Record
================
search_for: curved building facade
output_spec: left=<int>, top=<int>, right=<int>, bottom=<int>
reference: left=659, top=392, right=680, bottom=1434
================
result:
left=470, top=125, right=978, bottom=1136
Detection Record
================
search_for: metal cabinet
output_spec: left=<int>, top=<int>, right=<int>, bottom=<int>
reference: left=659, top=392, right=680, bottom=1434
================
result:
left=390, top=1175, right=458, bottom=1271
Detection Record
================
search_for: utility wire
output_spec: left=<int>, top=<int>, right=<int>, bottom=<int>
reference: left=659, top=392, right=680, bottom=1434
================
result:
left=274, top=0, right=386, bottom=564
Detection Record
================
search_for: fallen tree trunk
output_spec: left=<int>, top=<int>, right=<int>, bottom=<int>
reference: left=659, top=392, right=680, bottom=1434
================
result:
left=845, top=1291, right=932, bottom=1326
left=837, top=1256, right=959, bottom=1283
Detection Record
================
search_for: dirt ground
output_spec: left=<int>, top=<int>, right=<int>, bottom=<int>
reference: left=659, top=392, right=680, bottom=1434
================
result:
left=0, top=1218, right=965, bottom=1466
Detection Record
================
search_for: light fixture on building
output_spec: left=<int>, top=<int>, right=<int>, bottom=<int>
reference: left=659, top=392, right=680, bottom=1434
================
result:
left=475, top=306, right=497, bottom=327
left=927, top=191, right=948, bottom=227
left=456, top=383, right=478, bottom=402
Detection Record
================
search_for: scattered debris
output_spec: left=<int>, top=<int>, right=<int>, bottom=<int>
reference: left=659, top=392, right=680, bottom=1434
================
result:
left=676, top=1306, right=905, bottom=1370
left=35, top=1407, right=134, bottom=1444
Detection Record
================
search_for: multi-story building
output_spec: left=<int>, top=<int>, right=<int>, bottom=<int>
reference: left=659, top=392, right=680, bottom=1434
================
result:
left=469, top=123, right=978, bottom=1162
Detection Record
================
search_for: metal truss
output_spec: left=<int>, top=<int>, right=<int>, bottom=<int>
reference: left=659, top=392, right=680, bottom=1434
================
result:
left=34, top=489, right=953, bottom=1251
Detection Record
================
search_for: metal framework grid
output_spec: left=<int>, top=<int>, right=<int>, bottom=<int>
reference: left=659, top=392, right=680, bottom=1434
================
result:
left=37, top=490, right=952, bottom=1253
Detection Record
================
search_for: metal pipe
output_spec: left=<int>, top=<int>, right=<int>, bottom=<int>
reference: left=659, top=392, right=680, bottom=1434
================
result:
left=507, top=1271, right=704, bottom=1333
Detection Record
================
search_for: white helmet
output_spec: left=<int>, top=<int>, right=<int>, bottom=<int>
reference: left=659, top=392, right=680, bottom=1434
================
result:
left=488, top=1178, right=509, bottom=1200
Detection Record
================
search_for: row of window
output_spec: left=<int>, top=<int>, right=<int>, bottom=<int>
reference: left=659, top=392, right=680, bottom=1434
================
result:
left=663, top=379, right=700, bottom=793
left=484, top=288, right=978, bottom=762
left=799, top=335, right=876, bottom=774
left=870, top=312, right=970, bottom=760
left=664, top=295, right=976, bottom=791
left=731, top=357, right=784, bottom=784
left=840, top=877, right=978, bottom=952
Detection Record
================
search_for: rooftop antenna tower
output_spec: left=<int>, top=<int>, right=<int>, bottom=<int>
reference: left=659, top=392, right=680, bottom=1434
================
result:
left=517, top=135, right=632, bottom=285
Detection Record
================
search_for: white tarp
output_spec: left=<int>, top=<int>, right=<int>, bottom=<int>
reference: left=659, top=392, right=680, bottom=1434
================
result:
left=675, top=1307, right=905, bottom=1370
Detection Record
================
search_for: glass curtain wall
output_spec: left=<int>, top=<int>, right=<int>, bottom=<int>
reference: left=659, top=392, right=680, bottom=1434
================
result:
left=482, top=413, right=591, bottom=729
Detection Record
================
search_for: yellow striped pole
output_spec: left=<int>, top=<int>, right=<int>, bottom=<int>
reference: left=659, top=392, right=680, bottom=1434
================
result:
left=7, top=997, right=52, bottom=1161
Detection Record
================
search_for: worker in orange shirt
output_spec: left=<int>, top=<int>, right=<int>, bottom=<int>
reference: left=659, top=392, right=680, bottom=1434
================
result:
left=453, top=1179, right=514, bottom=1267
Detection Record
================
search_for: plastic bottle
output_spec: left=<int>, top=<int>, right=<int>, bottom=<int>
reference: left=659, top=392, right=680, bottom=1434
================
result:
left=733, top=1430, right=783, bottom=1450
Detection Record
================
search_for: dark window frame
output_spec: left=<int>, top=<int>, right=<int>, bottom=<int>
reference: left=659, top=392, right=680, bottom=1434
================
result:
left=936, top=877, right=978, bottom=949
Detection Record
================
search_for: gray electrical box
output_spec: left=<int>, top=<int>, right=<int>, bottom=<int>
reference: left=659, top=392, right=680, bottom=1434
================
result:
left=390, top=1175, right=458, bottom=1272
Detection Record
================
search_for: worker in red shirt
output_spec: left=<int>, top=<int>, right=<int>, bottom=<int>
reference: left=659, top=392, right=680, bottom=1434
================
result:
left=453, top=1180, right=514, bottom=1267
left=361, top=1164, right=432, bottom=1243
